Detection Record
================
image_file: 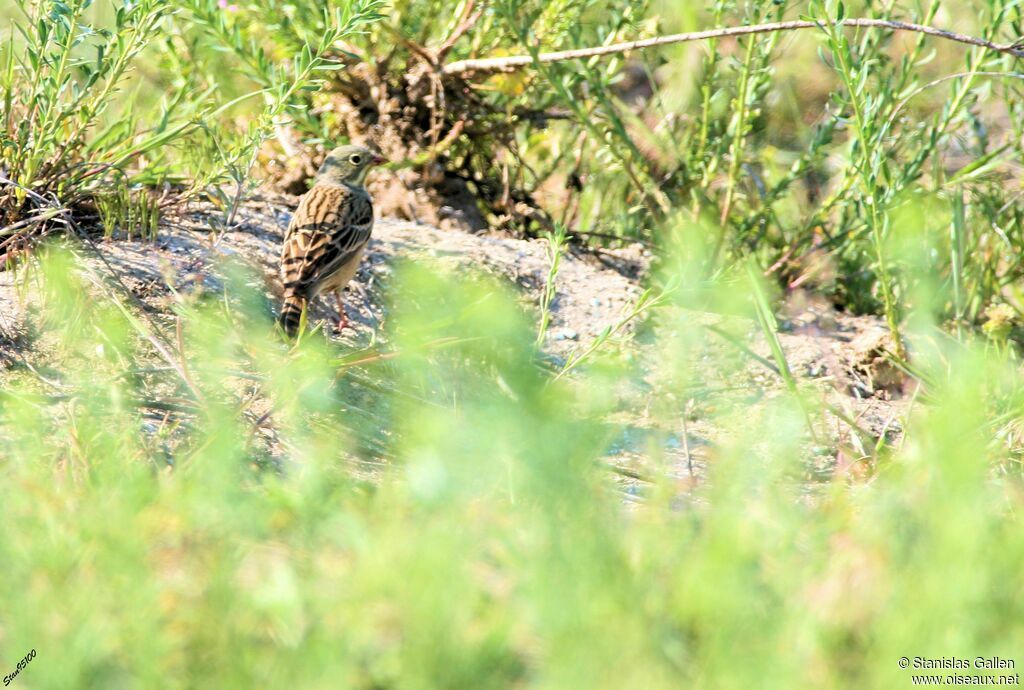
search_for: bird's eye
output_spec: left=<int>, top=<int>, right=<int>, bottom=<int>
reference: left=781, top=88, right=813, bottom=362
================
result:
left=350, top=154, right=362, bottom=165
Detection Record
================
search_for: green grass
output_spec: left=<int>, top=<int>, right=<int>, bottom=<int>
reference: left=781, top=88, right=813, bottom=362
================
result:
left=0, top=244, right=1022, bottom=688
left=2, top=0, right=1024, bottom=687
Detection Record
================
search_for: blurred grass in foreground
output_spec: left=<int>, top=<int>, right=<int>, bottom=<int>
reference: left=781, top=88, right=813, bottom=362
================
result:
left=2, top=1, right=1024, bottom=686
left=0, top=239, right=1021, bottom=689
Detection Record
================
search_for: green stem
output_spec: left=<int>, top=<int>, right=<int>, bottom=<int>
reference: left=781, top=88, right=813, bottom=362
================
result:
left=823, top=11, right=906, bottom=359
left=23, top=1, right=83, bottom=187
left=718, top=33, right=758, bottom=229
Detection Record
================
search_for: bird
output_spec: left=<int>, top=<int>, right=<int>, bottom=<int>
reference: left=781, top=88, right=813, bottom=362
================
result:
left=278, top=144, right=384, bottom=337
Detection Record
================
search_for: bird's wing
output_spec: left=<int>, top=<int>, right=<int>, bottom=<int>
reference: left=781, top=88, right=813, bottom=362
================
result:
left=281, top=184, right=374, bottom=297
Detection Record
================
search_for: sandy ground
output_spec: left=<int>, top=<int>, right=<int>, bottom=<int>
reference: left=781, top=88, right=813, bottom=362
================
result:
left=0, top=195, right=909, bottom=483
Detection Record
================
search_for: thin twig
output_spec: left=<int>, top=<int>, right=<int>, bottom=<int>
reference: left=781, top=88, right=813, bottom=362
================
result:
left=437, top=0, right=481, bottom=61
left=680, top=408, right=694, bottom=478
left=703, top=323, right=780, bottom=375
left=885, top=71, right=1024, bottom=134
left=444, top=19, right=1024, bottom=75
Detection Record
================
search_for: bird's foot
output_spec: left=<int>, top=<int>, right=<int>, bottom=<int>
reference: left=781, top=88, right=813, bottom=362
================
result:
left=333, top=291, right=349, bottom=333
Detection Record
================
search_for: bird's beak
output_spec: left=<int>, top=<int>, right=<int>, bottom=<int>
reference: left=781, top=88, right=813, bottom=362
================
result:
left=371, top=153, right=386, bottom=166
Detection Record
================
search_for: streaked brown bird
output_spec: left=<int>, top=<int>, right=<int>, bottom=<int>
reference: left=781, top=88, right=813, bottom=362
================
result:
left=278, top=144, right=384, bottom=337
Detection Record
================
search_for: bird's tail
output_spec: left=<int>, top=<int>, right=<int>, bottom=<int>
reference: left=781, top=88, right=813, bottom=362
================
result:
left=278, top=292, right=306, bottom=338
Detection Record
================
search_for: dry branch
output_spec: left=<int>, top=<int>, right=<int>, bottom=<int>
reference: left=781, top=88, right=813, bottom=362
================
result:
left=443, top=19, right=1024, bottom=75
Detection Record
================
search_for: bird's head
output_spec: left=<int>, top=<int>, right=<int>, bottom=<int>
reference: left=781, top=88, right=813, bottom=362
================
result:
left=316, top=145, right=385, bottom=187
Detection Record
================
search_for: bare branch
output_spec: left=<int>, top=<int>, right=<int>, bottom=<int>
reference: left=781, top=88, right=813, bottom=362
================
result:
left=443, top=19, right=1024, bottom=76
left=437, top=0, right=482, bottom=61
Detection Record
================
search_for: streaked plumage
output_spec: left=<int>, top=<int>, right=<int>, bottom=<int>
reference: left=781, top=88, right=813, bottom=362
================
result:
left=279, top=145, right=383, bottom=337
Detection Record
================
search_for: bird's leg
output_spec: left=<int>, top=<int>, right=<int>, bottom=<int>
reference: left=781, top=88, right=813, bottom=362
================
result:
left=332, top=290, right=349, bottom=333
